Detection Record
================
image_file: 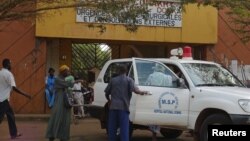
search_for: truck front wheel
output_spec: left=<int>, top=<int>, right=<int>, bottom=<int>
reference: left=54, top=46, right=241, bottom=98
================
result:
left=198, top=114, right=232, bottom=141
left=160, top=128, right=183, bottom=139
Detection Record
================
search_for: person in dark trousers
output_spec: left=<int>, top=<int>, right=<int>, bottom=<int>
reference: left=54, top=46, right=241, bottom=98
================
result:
left=105, top=64, right=148, bottom=141
left=0, top=58, right=31, bottom=139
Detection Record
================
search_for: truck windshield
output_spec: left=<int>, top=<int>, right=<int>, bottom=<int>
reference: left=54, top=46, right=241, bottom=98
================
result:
left=181, top=63, right=244, bottom=87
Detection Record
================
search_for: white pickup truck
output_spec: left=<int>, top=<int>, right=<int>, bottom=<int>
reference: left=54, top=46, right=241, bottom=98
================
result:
left=87, top=57, right=250, bottom=141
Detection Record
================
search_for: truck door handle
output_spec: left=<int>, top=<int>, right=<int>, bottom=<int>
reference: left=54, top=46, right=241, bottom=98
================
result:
left=143, top=91, right=152, bottom=95
left=191, top=95, right=194, bottom=98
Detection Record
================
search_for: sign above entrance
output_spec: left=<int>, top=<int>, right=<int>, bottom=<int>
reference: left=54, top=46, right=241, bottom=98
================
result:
left=76, top=1, right=182, bottom=27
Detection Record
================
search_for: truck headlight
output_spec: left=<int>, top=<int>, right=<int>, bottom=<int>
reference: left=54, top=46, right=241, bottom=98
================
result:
left=239, top=99, right=250, bottom=113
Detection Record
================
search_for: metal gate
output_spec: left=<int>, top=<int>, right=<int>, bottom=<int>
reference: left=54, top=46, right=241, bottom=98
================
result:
left=72, top=43, right=111, bottom=80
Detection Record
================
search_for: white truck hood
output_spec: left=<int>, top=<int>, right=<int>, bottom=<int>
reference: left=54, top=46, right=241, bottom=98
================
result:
left=200, top=87, right=250, bottom=98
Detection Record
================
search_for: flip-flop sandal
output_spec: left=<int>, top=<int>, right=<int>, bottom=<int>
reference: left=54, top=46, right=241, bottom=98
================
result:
left=11, top=133, right=22, bottom=139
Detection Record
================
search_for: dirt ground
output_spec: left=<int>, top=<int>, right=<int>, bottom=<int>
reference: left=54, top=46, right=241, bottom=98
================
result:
left=0, top=117, right=194, bottom=141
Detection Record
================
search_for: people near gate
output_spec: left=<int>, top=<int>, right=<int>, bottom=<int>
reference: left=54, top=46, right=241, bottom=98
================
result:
left=81, top=80, right=93, bottom=116
left=72, top=76, right=85, bottom=118
left=0, top=58, right=31, bottom=139
left=104, top=64, right=148, bottom=141
left=45, top=67, right=56, bottom=108
left=46, top=65, right=75, bottom=141
left=65, top=71, right=75, bottom=97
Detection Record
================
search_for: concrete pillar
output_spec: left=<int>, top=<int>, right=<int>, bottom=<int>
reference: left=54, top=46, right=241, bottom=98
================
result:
left=59, top=40, right=72, bottom=67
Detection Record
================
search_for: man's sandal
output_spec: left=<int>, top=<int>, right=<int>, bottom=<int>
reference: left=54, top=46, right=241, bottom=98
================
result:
left=11, top=133, right=22, bottom=139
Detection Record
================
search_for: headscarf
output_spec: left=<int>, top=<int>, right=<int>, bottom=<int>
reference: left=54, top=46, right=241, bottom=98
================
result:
left=59, top=65, right=69, bottom=73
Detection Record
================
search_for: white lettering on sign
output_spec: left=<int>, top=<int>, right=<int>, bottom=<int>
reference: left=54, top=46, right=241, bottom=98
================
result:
left=76, top=0, right=182, bottom=27
left=212, top=129, right=247, bottom=137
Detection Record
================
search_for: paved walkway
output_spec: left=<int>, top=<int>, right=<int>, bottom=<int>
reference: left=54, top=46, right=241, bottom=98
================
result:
left=14, top=114, right=50, bottom=121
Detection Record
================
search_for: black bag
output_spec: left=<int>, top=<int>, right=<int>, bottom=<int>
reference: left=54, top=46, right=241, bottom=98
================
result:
left=63, top=92, right=74, bottom=109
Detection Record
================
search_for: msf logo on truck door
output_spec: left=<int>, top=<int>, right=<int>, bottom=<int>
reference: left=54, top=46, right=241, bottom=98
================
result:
left=154, top=92, right=181, bottom=114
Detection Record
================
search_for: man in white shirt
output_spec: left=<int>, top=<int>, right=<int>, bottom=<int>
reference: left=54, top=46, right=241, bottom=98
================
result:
left=0, top=58, right=31, bottom=139
left=73, top=77, right=85, bottom=118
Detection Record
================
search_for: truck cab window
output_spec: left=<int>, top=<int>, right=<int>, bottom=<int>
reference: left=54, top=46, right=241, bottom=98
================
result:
left=135, top=60, right=178, bottom=88
left=165, top=64, right=189, bottom=88
left=103, top=62, right=132, bottom=83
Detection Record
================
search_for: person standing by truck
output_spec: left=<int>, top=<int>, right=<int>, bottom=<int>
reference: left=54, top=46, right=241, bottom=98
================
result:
left=145, top=63, right=173, bottom=141
left=104, top=64, right=148, bottom=141
left=146, top=63, right=172, bottom=87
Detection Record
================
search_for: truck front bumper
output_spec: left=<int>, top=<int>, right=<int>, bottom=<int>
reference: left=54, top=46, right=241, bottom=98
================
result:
left=230, top=114, right=250, bottom=124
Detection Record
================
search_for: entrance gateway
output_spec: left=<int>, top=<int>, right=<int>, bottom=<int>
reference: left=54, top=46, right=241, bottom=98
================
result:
left=38, top=2, right=217, bottom=114
left=46, top=40, right=206, bottom=83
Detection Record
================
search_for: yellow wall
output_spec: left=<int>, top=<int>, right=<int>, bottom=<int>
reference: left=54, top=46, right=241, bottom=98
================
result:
left=36, top=4, right=217, bottom=44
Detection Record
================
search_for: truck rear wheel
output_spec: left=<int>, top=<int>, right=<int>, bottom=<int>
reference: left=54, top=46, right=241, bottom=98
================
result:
left=198, top=114, right=232, bottom=141
left=160, top=128, right=183, bottom=139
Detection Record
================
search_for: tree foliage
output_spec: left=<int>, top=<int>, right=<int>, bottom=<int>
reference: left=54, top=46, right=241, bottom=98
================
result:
left=0, top=0, right=249, bottom=42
